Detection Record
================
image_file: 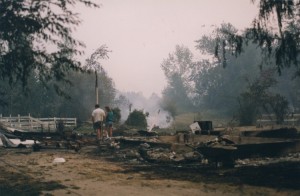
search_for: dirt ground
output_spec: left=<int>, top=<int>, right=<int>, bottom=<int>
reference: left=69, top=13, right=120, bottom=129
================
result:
left=0, top=144, right=300, bottom=196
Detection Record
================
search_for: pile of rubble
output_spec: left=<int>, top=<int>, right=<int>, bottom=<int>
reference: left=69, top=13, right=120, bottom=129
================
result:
left=138, top=143, right=202, bottom=164
left=2, top=121, right=300, bottom=169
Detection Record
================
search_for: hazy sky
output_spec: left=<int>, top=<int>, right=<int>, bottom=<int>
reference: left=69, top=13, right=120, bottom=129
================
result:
left=74, top=0, right=258, bottom=97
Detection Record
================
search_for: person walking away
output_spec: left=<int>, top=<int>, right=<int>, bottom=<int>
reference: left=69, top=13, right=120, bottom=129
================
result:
left=92, top=104, right=106, bottom=141
left=105, top=106, right=114, bottom=138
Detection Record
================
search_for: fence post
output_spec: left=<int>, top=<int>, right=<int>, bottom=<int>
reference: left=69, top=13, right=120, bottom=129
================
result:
left=29, top=113, right=32, bottom=130
left=18, top=114, right=21, bottom=128
left=9, top=114, right=12, bottom=127
left=54, top=117, right=56, bottom=132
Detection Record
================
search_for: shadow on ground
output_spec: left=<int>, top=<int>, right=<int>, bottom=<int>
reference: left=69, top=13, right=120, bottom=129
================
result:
left=0, top=165, right=67, bottom=196
left=96, top=146, right=300, bottom=191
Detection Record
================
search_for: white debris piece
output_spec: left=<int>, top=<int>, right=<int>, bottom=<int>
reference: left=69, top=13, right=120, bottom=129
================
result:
left=0, top=133, right=39, bottom=147
left=189, top=122, right=201, bottom=134
left=53, top=157, right=66, bottom=163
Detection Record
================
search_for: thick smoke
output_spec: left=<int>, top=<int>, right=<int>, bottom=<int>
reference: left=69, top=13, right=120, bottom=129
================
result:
left=115, top=91, right=172, bottom=129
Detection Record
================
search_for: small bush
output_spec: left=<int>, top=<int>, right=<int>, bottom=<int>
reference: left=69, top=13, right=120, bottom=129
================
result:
left=125, top=109, right=147, bottom=128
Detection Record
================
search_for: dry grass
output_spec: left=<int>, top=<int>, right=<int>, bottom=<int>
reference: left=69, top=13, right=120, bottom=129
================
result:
left=170, top=112, right=233, bottom=131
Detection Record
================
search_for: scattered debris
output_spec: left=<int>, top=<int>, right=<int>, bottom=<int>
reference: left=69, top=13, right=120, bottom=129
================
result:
left=1, top=121, right=300, bottom=169
left=53, top=157, right=66, bottom=163
left=0, top=133, right=39, bottom=148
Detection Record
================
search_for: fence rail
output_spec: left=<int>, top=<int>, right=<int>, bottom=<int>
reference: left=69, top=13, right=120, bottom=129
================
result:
left=256, top=113, right=300, bottom=126
left=0, top=114, right=77, bottom=132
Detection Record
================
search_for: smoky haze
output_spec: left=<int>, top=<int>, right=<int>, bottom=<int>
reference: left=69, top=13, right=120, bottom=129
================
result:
left=74, top=0, right=258, bottom=97
left=117, top=92, right=172, bottom=129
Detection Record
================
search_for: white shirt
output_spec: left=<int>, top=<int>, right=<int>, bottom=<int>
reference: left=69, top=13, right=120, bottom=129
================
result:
left=92, top=108, right=105, bottom=122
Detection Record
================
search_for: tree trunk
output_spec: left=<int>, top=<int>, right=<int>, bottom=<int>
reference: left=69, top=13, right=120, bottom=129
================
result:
left=95, top=71, right=99, bottom=104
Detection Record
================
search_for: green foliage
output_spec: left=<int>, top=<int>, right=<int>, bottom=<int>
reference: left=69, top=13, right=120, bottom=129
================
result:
left=238, top=69, right=276, bottom=125
left=0, top=0, right=99, bottom=105
left=112, top=107, right=121, bottom=124
left=215, top=0, right=300, bottom=76
left=161, top=30, right=261, bottom=118
left=238, top=92, right=260, bottom=126
left=83, top=45, right=111, bottom=72
left=125, top=109, right=147, bottom=128
left=0, top=70, right=116, bottom=121
left=160, top=96, right=177, bottom=118
left=194, top=31, right=264, bottom=115
left=161, top=45, right=195, bottom=114
left=269, top=94, right=289, bottom=124
left=237, top=68, right=290, bottom=125
left=196, top=23, right=241, bottom=67
left=162, top=22, right=299, bottom=125
left=160, top=2, right=300, bottom=125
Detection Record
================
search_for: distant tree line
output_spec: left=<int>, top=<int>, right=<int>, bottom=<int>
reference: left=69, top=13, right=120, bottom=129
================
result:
left=1, top=0, right=299, bottom=127
left=0, top=0, right=100, bottom=105
left=0, top=1, right=123, bottom=122
left=0, top=70, right=116, bottom=122
left=161, top=23, right=300, bottom=126
left=161, top=0, right=300, bottom=126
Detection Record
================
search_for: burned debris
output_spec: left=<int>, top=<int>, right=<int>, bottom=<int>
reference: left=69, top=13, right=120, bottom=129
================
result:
left=114, top=121, right=300, bottom=168
left=0, top=122, right=82, bottom=152
left=1, top=118, right=300, bottom=169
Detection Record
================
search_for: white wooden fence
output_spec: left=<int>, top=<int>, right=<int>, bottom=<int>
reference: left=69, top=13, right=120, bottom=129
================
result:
left=0, top=114, right=77, bottom=132
left=256, top=113, right=300, bottom=126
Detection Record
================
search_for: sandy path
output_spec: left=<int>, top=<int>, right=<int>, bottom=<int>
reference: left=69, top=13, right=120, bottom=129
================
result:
left=0, top=146, right=299, bottom=196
